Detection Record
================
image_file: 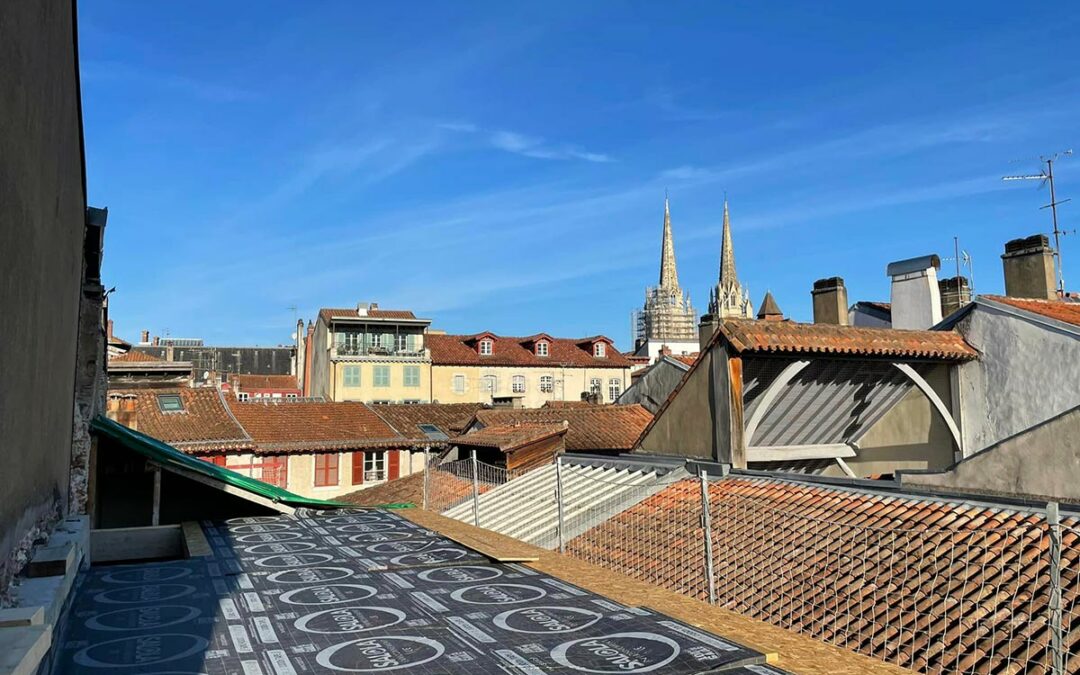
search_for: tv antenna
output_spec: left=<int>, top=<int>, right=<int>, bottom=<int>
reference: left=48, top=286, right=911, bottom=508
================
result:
left=1002, top=149, right=1073, bottom=295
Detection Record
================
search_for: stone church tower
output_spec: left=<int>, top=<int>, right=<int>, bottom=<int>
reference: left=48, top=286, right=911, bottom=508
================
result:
left=636, top=197, right=698, bottom=347
left=701, top=200, right=753, bottom=348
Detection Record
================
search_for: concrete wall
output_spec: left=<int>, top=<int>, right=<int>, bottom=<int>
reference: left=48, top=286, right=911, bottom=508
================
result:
left=955, top=304, right=1080, bottom=452
left=902, top=405, right=1080, bottom=502
left=848, top=364, right=956, bottom=476
left=636, top=349, right=720, bottom=460
left=0, top=0, right=85, bottom=594
left=309, top=319, right=331, bottom=399
left=618, top=358, right=689, bottom=413
left=431, top=365, right=630, bottom=408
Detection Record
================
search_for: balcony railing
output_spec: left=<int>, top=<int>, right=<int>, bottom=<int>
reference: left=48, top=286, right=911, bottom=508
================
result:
left=332, top=345, right=426, bottom=359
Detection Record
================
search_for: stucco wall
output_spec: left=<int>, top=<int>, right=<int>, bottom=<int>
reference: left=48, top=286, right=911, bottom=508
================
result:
left=331, top=359, right=431, bottom=403
left=902, top=406, right=1080, bottom=502
left=955, top=305, right=1080, bottom=452
left=283, top=450, right=418, bottom=500
left=847, top=364, right=956, bottom=476
left=0, top=0, right=85, bottom=595
left=431, top=365, right=630, bottom=408
left=309, top=319, right=331, bottom=399
left=636, top=350, right=720, bottom=460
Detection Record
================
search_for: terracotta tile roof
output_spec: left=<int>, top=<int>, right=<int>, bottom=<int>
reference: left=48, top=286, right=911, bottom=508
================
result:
left=119, top=388, right=252, bottom=452
left=338, top=472, right=425, bottom=507
left=109, top=349, right=164, bottom=363
left=469, top=404, right=653, bottom=451
left=854, top=301, right=892, bottom=314
left=318, top=307, right=418, bottom=322
left=232, top=373, right=299, bottom=391
left=719, top=319, right=977, bottom=360
left=541, top=400, right=595, bottom=409
left=567, top=474, right=1079, bottom=674
left=370, top=403, right=487, bottom=441
left=428, top=333, right=631, bottom=368
left=456, top=422, right=567, bottom=452
left=225, top=399, right=403, bottom=453
left=983, top=294, right=1080, bottom=327
left=672, top=353, right=698, bottom=367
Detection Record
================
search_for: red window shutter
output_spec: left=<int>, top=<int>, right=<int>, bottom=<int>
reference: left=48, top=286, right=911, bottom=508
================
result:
left=315, top=453, right=339, bottom=487
left=352, top=452, right=365, bottom=485
left=388, top=451, right=400, bottom=480
left=207, top=455, right=227, bottom=467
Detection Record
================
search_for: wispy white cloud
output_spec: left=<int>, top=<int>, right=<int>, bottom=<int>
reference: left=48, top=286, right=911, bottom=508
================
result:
left=442, top=123, right=613, bottom=163
left=81, top=60, right=257, bottom=102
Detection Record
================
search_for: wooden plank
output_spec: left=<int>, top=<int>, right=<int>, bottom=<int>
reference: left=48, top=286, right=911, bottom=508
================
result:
left=181, top=521, right=213, bottom=558
left=151, top=467, right=162, bottom=526
left=0, top=625, right=51, bottom=675
left=404, top=509, right=913, bottom=675
left=0, top=608, right=43, bottom=629
left=25, top=542, right=75, bottom=578
left=747, top=443, right=857, bottom=462
left=90, top=525, right=183, bottom=563
left=402, top=509, right=539, bottom=562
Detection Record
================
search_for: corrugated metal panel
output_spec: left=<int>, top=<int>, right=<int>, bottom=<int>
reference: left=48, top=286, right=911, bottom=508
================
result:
left=749, top=361, right=915, bottom=447
left=442, top=462, right=687, bottom=549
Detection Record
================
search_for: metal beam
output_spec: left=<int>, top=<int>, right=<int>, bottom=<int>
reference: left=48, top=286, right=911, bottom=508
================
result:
left=892, top=362, right=964, bottom=453
left=743, top=360, right=811, bottom=447
left=747, top=443, right=856, bottom=462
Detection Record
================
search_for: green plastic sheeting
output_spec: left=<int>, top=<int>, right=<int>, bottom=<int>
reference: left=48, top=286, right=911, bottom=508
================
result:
left=91, top=415, right=344, bottom=509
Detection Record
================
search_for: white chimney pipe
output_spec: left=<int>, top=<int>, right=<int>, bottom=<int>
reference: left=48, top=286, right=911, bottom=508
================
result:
left=887, top=254, right=942, bottom=329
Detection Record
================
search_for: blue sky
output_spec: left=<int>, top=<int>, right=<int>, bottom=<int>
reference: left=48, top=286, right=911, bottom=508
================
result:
left=81, top=2, right=1080, bottom=349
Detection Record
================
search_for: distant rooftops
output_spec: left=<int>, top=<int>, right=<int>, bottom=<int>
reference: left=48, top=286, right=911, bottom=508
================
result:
left=465, top=404, right=653, bottom=452
left=319, top=302, right=429, bottom=323
left=981, top=294, right=1080, bottom=328
left=428, top=333, right=630, bottom=368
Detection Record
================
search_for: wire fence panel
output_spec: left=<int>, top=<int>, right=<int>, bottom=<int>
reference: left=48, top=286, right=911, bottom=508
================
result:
left=1057, top=523, right=1080, bottom=674
left=425, top=458, right=477, bottom=514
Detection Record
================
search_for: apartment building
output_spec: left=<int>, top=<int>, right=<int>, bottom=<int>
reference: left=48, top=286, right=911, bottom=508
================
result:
left=304, top=302, right=433, bottom=403
left=428, top=332, right=633, bottom=407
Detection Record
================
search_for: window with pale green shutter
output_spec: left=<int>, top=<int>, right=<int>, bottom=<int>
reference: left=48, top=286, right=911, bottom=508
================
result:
left=374, top=366, right=391, bottom=387
left=404, top=365, right=420, bottom=387
left=343, top=366, right=361, bottom=387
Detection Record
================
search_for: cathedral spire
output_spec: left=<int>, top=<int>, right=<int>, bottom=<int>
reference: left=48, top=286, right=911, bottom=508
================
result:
left=658, top=195, right=680, bottom=289
left=719, top=198, right=737, bottom=290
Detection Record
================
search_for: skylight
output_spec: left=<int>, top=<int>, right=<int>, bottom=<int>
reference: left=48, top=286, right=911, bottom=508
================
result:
left=417, top=423, right=449, bottom=441
left=157, top=394, right=184, bottom=413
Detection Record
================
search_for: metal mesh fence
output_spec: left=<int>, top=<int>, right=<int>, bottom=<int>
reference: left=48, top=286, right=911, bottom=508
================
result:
left=425, top=457, right=1080, bottom=674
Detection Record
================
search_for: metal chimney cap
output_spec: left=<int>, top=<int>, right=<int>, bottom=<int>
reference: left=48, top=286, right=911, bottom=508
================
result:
left=886, top=254, right=940, bottom=277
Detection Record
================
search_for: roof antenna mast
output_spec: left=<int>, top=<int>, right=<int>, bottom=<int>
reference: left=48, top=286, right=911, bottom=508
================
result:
left=1003, top=149, right=1073, bottom=295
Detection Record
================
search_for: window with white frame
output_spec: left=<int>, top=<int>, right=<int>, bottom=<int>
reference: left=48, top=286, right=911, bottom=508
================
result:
left=539, top=375, right=554, bottom=393
left=512, top=375, right=526, bottom=393
left=453, top=374, right=466, bottom=394
left=593, top=342, right=606, bottom=357
left=479, top=339, right=493, bottom=356
left=343, top=365, right=361, bottom=387
left=237, top=392, right=249, bottom=402
left=286, top=393, right=297, bottom=399
left=536, top=341, right=549, bottom=357
left=608, top=378, right=622, bottom=401
left=403, top=365, right=420, bottom=387
left=365, top=451, right=386, bottom=481
left=481, top=375, right=497, bottom=393
left=373, top=365, right=390, bottom=387
left=589, top=378, right=602, bottom=395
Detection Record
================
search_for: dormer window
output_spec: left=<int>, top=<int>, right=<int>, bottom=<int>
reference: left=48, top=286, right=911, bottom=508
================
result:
left=479, top=339, right=493, bottom=356
left=536, top=341, right=549, bottom=357
left=157, top=394, right=184, bottom=413
left=594, top=342, right=606, bottom=358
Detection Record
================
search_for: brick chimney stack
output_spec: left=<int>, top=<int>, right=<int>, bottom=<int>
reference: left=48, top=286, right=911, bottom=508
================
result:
left=107, top=319, right=115, bottom=340
left=938, top=276, right=972, bottom=318
left=888, top=255, right=942, bottom=329
left=1002, top=235, right=1056, bottom=300
left=140, top=329, right=149, bottom=343
left=811, top=277, right=848, bottom=325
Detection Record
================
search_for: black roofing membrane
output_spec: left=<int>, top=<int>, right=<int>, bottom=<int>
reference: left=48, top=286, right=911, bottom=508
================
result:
left=55, top=509, right=790, bottom=674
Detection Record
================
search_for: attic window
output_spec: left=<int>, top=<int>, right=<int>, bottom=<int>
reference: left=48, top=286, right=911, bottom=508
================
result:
left=536, top=341, right=549, bottom=357
left=417, top=424, right=449, bottom=441
left=157, top=394, right=184, bottom=413
left=594, top=342, right=606, bottom=358
left=479, top=339, right=493, bottom=356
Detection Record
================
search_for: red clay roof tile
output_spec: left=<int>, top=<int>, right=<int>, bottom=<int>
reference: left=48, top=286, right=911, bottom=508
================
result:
left=427, top=333, right=631, bottom=368
left=469, top=404, right=652, bottom=451
left=718, top=319, right=977, bottom=360
left=983, top=294, right=1080, bottom=327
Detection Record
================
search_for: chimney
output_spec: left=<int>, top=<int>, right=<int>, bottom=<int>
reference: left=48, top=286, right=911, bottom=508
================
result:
left=811, top=277, right=848, bottom=325
left=887, top=255, right=942, bottom=329
left=938, top=276, right=972, bottom=318
left=141, top=329, right=150, bottom=343
left=1002, top=234, right=1056, bottom=300
left=356, top=302, right=370, bottom=317
left=698, top=314, right=719, bottom=352
left=107, top=319, right=115, bottom=340
left=152, top=335, right=160, bottom=346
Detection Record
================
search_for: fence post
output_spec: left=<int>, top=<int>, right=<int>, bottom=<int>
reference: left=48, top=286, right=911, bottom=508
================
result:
left=470, top=450, right=480, bottom=527
left=422, top=446, right=430, bottom=510
left=1048, top=501, right=1063, bottom=675
left=699, top=469, right=717, bottom=605
left=556, top=455, right=566, bottom=553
